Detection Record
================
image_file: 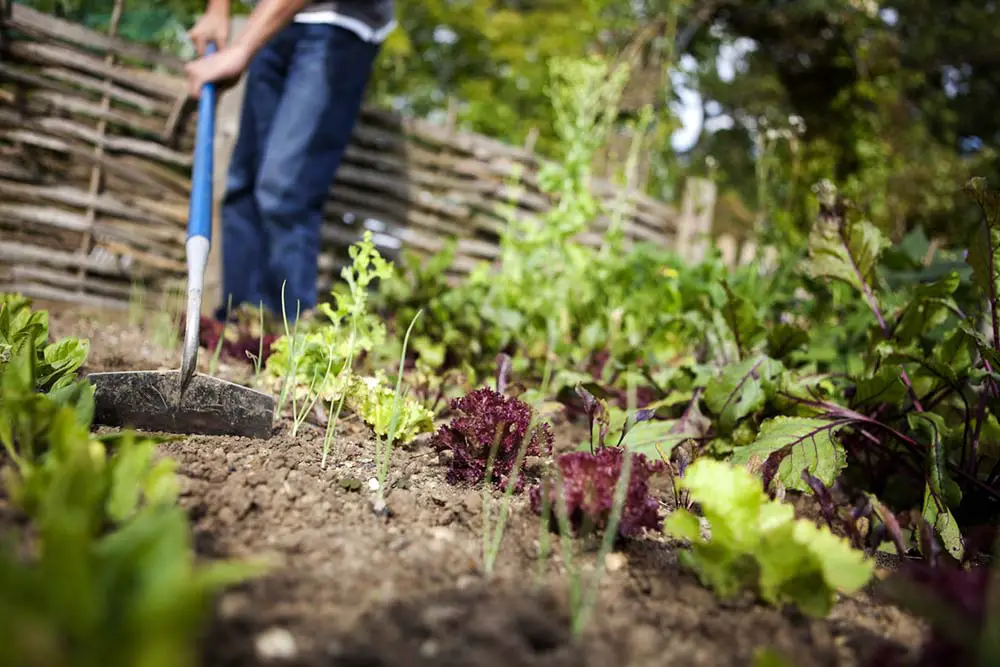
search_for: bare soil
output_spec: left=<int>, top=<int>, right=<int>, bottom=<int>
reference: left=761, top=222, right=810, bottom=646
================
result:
left=37, top=302, right=928, bottom=667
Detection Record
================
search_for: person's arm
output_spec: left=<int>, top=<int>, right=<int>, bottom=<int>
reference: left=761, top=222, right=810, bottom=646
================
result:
left=205, top=0, right=230, bottom=13
left=184, top=0, right=310, bottom=97
left=229, top=0, right=311, bottom=60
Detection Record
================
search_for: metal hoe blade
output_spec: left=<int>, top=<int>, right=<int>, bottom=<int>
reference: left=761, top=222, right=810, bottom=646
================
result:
left=89, top=370, right=275, bottom=439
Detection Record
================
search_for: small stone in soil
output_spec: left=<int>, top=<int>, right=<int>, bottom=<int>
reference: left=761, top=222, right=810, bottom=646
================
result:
left=604, top=552, right=627, bottom=572
left=254, top=627, right=297, bottom=661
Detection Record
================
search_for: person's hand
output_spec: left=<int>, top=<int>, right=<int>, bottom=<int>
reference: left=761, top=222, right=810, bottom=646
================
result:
left=187, top=8, right=230, bottom=56
left=184, top=44, right=251, bottom=98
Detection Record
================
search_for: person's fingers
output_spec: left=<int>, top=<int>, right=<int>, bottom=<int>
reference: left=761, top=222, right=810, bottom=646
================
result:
left=190, top=32, right=207, bottom=56
left=184, top=62, right=202, bottom=99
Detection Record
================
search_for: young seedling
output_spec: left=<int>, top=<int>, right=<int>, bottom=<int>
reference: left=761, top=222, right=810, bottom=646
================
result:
left=245, top=300, right=266, bottom=387
left=208, top=294, right=232, bottom=377
left=274, top=281, right=303, bottom=423
left=128, top=279, right=146, bottom=329
left=151, top=283, right=184, bottom=352
left=548, top=441, right=634, bottom=639
left=482, top=415, right=542, bottom=575
left=372, top=309, right=422, bottom=504
left=291, top=342, right=335, bottom=438
left=320, top=320, right=356, bottom=469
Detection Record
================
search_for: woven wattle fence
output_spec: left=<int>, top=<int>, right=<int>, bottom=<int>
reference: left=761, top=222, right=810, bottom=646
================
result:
left=0, top=2, right=717, bottom=312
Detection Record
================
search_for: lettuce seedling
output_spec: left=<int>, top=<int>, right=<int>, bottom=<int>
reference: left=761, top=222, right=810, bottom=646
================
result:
left=432, top=387, right=553, bottom=490
left=530, top=446, right=666, bottom=539
left=665, top=458, right=874, bottom=617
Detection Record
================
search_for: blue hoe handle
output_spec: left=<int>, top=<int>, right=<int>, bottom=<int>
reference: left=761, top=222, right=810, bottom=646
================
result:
left=188, top=41, right=217, bottom=241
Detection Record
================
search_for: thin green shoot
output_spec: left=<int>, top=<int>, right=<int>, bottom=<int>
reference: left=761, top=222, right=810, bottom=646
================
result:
left=151, top=283, right=183, bottom=351
left=169, top=282, right=185, bottom=349
left=291, top=343, right=335, bottom=438
left=548, top=392, right=639, bottom=639
left=246, top=300, right=266, bottom=387
left=539, top=318, right=558, bottom=398
left=482, top=416, right=539, bottom=575
left=573, top=442, right=632, bottom=637
left=534, top=475, right=553, bottom=589
left=208, top=293, right=232, bottom=377
left=375, top=309, right=422, bottom=495
left=321, top=320, right=356, bottom=469
left=128, top=279, right=146, bottom=329
left=274, top=281, right=302, bottom=422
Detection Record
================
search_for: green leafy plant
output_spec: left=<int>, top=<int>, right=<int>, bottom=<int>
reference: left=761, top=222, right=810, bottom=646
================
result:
left=636, top=178, right=1000, bottom=569
left=665, top=458, right=874, bottom=617
left=0, top=296, right=265, bottom=667
left=263, top=232, right=436, bottom=453
left=0, top=293, right=89, bottom=396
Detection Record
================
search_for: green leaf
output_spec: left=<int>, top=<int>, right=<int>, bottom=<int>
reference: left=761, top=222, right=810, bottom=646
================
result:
left=730, top=417, right=849, bottom=492
left=617, top=418, right=695, bottom=461
left=766, top=323, right=810, bottom=360
left=704, top=355, right=784, bottom=434
left=892, top=272, right=962, bottom=344
left=851, top=368, right=907, bottom=408
left=967, top=221, right=1000, bottom=309
left=804, top=214, right=889, bottom=293
left=908, top=413, right=964, bottom=561
left=721, top=285, right=765, bottom=357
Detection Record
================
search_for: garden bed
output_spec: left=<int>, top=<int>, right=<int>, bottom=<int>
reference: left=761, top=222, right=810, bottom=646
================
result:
left=40, top=300, right=926, bottom=667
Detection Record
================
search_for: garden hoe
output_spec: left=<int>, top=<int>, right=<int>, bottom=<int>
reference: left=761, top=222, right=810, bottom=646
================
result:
left=89, top=43, right=275, bottom=440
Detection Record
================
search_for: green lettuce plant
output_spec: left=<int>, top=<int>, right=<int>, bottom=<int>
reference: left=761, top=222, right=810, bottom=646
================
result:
left=665, top=458, right=874, bottom=617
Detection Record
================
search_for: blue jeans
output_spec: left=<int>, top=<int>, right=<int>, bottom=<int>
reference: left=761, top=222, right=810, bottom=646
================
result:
left=216, top=23, right=379, bottom=322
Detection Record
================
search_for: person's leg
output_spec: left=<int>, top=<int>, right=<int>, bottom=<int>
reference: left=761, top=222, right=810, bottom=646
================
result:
left=253, top=23, right=380, bottom=320
left=215, top=30, right=295, bottom=320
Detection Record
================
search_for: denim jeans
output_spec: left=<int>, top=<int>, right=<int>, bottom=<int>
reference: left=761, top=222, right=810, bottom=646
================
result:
left=216, top=23, right=379, bottom=322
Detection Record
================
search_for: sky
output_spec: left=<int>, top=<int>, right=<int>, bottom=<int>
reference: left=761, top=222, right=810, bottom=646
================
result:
left=670, top=37, right=754, bottom=151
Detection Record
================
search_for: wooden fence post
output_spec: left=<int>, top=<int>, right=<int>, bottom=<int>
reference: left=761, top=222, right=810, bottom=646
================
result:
left=715, top=233, right=737, bottom=268
left=204, top=14, right=249, bottom=315
left=74, top=0, right=124, bottom=293
left=676, top=177, right=716, bottom=263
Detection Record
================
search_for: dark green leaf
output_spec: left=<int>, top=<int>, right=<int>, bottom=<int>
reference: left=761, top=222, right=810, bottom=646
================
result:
left=730, top=417, right=849, bottom=492
left=704, top=355, right=784, bottom=433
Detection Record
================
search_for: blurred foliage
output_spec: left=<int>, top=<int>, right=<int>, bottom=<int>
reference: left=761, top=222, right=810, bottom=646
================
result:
left=17, top=0, right=1000, bottom=245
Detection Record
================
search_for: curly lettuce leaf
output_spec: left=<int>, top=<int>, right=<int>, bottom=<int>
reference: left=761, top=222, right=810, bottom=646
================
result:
left=345, top=373, right=435, bottom=445
left=665, top=458, right=873, bottom=617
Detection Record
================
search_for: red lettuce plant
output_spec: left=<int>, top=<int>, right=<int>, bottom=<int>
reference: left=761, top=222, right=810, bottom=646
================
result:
left=530, top=446, right=665, bottom=539
left=531, top=386, right=666, bottom=539
left=431, top=377, right=553, bottom=490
